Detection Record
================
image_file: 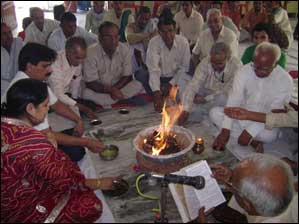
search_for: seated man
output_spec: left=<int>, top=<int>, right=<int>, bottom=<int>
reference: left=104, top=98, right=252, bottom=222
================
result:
left=174, top=1, right=204, bottom=49
left=212, top=154, right=297, bottom=223
left=242, top=23, right=286, bottom=69
left=179, top=42, right=242, bottom=125
left=202, top=1, right=240, bottom=40
left=85, top=1, right=107, bottom=34
left=25, top=7, right=60, bottom=45
left=1, top=23, right=24, bottom=96
left=223, top=80, right=298, bottom=157
left=48, top=12, right=97, bottom=52
left=102, top=1, right=134, bottom=42
left=48, top=37, right=97, bottom=119
left=125, top=6, right=158, bottom=95
left=1, top=43, right=105, bottom=162
left=146, top=16, right=190, bottom=112
left=191, top=8, right=238, bottom=73
left=82, top=21, right=145, bottom=108
left=241, top=1, right=267, bottom=34
left=265, top=1, right=293, bottom=50
left=210, top=42, right=293, bottom=152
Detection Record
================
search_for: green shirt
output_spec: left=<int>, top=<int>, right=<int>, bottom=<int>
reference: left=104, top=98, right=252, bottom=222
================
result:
left=241, top=44, right=286, bottom=69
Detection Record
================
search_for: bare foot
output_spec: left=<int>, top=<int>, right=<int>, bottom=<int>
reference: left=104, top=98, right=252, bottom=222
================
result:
left=250, top=140, right=264, bottom=153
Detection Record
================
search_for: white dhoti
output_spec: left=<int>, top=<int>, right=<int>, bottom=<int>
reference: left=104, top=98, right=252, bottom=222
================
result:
left=82, top=80, right=145, bottom=108
left=209, top=106, right=279, bottom=143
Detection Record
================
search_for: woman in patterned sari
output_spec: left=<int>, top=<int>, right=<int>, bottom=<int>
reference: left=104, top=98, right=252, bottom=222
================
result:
left=1, top=79, right=118, bottom=223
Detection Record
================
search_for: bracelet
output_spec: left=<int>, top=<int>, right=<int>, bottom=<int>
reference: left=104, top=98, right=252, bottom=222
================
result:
left=96, top=179, right=101, bottom=189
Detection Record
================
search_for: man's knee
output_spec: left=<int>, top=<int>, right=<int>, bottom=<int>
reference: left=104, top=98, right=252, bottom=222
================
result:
left=59, top=145, right=86, bottom=162
left=255, top=129, right=279, bottom=143
left=134, top=69, right=149, bottom=84
left=209, top=106, right=224, bottom=127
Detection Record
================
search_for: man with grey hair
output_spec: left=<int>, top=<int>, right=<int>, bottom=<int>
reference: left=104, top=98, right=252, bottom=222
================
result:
left=191, top=8, right=238, bottom=70
left=212, top=153, right=297, bottom=223
left=25, top=7, right=60, bottom=45
left=210, top=42, right=293, bottom=152
left=178, top=42, right=242, bottom=125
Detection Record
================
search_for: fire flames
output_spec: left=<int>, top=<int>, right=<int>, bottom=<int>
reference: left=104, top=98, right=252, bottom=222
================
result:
left=150, top=86, right=183, bottom=156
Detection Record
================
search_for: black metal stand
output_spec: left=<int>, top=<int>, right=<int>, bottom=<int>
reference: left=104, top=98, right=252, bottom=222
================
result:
left=154, top=180, right=169, bottom=223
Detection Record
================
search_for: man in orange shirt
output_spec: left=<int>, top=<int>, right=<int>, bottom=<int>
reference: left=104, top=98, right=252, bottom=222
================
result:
left=242, top=1, right=267, bottom=33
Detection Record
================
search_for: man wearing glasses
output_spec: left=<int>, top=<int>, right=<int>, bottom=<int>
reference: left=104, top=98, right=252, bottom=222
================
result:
left=211, top=154, right=297, bottom=223
left=178, top=42, right=242, bottom=125
left=210, top=42, right=293, bottom=152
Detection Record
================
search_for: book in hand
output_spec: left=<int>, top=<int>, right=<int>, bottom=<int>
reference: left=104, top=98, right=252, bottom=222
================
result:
left=169, top=160, right=226, bottom=223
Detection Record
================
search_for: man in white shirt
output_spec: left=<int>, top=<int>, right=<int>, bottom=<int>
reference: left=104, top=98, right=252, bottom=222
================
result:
left=1, top=23, right=24, bottom=96
left=1, top=43, right=104, bottom=162
left=201, top=1, right=240, bottom=40
left=174, top=1, right=204, bottom=49
left=191, top=8, right=238, bottom=72
left=48, top=12, right=97, bottom=52
left=210, top=42, right=293, bottom=152
left=82, top=21, right=145, bottom=108
left=25, top=7, right=60, bottom=45
left=212, top=154, right=297, bottom=223
left=179, top=42, right=242, bottom=124
left=48, top=36, right=97, bottom=119
left=146, top=17, right=191, bottom=112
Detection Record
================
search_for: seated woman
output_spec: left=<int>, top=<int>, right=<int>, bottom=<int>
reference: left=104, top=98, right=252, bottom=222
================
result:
left=241, top=23, right=286, bottom=69
left=1, top=79, right=118, bottom=223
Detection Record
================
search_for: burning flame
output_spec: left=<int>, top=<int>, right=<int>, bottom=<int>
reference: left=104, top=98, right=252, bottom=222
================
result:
left=151, top=86, right=183, bottom=156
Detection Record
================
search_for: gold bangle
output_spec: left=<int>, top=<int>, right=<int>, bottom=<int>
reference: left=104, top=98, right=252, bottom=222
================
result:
left=96, top=179, right=101, bottom=189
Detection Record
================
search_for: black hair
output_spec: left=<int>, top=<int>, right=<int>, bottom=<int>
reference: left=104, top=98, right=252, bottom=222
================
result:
left=60, top=12, right=77, bottom=24
left=53, top=4, right=65, bottom=22
left=98, top=21, right=119, bottom=35
left=65, top=36, right=87, bottom=50
left=18, top=43, right=57, bottom=72
left=251, top=23, right=271, bottom=37
left=159, top=7, right=174, bottom=20
left=137, top=6, right=151, bottom=17
left=1, top=79, right=48, bottom=117
left=158, top=17, right=176, bottom=31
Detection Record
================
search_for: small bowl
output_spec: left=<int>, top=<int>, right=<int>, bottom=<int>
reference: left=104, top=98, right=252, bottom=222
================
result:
left=102, top=179, right=129, bottom=197
left=90, top=119, right=102, bottom=126
left=118, top=108, right=130, bottom=114
left=99, top=144, right=119, bottom=160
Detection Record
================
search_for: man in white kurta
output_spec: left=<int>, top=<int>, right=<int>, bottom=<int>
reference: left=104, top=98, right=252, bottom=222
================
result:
left=174, top=1, right=204, bottom=47
left=82, top=22, right=144, bottom=108
left=179, top=42, right=242, bottom=124
left=48, top=12, right=97, bottom=52
left=192, top=9, right=238, bottom=67
left=25, top=7, right=60, bottom=45
left=1, top=23, right=24, bottom=96
left=48, top=37, right=96, bottom=119
left=210, top=42, right=293, bottom=152
left=146, top=18, right=191, bottom=112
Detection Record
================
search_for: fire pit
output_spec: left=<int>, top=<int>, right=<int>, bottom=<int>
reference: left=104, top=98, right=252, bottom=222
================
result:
left=133, top=125, right=195, bottom=174
left=133, top=86, right=196, bottom=174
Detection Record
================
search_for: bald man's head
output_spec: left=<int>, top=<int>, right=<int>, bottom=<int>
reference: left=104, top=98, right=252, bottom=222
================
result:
left=233, top=154, right=294, bottom=217
left=253, top=42, right=281, bottom=78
